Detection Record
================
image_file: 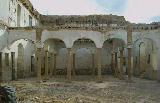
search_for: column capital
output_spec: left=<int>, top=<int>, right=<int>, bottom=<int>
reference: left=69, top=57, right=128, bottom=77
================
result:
left=67, top=48, right=73, bottom=81
left=96, top=47, right=102, bottom=82
left=67, top=48, right=73, bottom=55
left=127, top=45, right=133, bottom=49
left=45, top=50, right=49, bottom=52
left=67, top=48, right=72, bottom=50
left=127, top=24, right=133, bottom=32
left=36, top=28, right=43, bottom=42
left=119, top=47, right=124, bottom=51
left=111, top=51, right=115, bottom=54
left=36, top=41, right=43, bottom=49
left=96, top=48, right=102, bottom=50
left=36, top=28, right=43, bottom=33
left=36, top=47, right=42, bottom=81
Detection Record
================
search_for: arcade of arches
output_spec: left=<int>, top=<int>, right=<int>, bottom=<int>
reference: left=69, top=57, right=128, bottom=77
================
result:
left=37, top=38, right=128, bottom=81
left=0, top=25, right=159, bottom=82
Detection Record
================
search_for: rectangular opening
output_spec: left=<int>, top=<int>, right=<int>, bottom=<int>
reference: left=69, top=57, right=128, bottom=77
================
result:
left=17, top=4, right=21, bottom=27
left=5, top=53, right=9, bottom=66
left=147, top=54, right=151, bottom=64
left=0, top=52, right=2, bottom=68
left=29, top=15, right=32, bottom=26
left=31, top=56, right=35, bottom=72
left=11, top=52, right=14, bottom=68
left=0, top=52, right=2, bottom=79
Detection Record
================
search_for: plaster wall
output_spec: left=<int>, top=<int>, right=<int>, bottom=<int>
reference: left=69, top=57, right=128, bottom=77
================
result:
left=0, top=39, right=35, bottom=81
left=0, top=0, right=10, bottom=25
left=0, top=28, right=160, bottom=80
left=0, top=0, right=37, bottom=27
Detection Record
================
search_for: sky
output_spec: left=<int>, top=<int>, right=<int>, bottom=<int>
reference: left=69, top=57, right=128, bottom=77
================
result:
left=29, top=0, right=160, bottom=23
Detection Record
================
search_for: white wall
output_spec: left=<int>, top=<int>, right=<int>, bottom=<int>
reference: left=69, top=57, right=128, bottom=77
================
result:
left=0, top=0, right=10, bottom=25
left=1, top=39, right=35, bottom=80
left=0, top=0, right=37, bottom=27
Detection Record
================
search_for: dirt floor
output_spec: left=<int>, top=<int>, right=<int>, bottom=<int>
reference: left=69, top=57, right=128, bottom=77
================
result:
left=1, top=75, right=160, bottom=103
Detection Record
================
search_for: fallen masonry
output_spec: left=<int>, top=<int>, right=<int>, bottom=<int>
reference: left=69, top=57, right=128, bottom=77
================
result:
left=1, top=76, right=160, bottom=103
left=0, top=86, right=17, bottom=103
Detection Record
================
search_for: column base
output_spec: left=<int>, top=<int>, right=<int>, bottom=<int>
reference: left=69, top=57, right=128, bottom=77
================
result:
left=36, top=80, right=43, bottom=83
left=126, top=79, right=135, bottom=83
left=96, top=80, right=103, bottom=83
left=157, top=70, right=160, bottom=82
left=96, top=76, right=103, bottom=83
left=44, top=77, right=49, bottom=80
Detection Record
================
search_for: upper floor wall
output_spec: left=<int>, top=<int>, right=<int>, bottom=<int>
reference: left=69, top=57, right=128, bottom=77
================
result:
left=0, top=0, right=38, bottom=27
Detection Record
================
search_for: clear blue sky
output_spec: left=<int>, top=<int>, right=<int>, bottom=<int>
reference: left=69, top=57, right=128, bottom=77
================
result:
left=30, top=0, right=160, bottom=23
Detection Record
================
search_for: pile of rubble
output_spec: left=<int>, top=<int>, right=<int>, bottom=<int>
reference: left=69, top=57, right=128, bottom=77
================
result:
left=21, top=95, right=101, bottom=103
left=0, top=86, right=16, bottom=103
left=1, top=76, right=160, bottom=103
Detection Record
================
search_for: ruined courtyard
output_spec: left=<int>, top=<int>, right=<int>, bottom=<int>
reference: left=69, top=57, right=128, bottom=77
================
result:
left=1, top=76, right=160, bottom=103
left=1, top=0, right=160, bottom=102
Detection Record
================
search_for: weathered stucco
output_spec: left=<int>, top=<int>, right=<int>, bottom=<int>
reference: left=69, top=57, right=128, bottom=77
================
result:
left=0, top=0, right=160, bottom=81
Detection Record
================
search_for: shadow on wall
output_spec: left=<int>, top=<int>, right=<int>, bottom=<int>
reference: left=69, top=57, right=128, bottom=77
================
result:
left=133, top=38, right=158, bottom=80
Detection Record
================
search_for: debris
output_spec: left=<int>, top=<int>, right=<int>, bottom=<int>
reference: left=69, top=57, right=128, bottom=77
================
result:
left=0, top=86, right=17, bottom=103
left=1, top=76, right=160, bottom=103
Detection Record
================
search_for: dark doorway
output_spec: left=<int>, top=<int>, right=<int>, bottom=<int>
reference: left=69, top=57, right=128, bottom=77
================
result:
left=11, top=52, right=16, bottom=80
left=31, top=56, right=35, bottom=72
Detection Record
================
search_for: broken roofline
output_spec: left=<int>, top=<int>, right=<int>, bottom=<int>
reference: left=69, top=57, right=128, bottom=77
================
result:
left=19, top=0, right=40, bottom=19
left=17, top=0, right=160, bottom=25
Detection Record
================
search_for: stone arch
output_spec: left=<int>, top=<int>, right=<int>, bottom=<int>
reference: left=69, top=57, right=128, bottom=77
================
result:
left=41, top=31, right=67, bottom=48
left=75, top=48, right=93, bottom=75
left=42, top=30, right=103, bottom=48
left=106, top=30, right=128, bottom=45
left=102, top=38, right=126, bottom=75
left=43, top=38, right=67, bottom=76
left=104, top=38, right=126, bottom=51
left=72, top=38, right=96, bottom=75
left=101, top=40, right=112, bottom=74
left=2, top=38, right=36, bottom=78
left=17, top=43, right=24, bottom=78
left=133, top=38, right=158, bottom=79
left=8, top=38, right=35, bottom=48
left=1, top=30, right=35, bottom=51
left=72, top=38, right=96, bottom=53
left=8, top=30, right=36, bottom=48
left=56, top=48, right=68, bottom=75
left=43, top=38, right=66, bottom=53
left=72, top=36, right=99, bottom=49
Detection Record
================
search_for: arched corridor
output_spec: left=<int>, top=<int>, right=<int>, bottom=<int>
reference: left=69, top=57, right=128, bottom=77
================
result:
left=133, top=38, right=158, bottom=79
left=43, top=38, right=67, bottom=78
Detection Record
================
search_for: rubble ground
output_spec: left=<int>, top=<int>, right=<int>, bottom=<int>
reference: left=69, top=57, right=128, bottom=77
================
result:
left=1, top=75, right=160, bottom=103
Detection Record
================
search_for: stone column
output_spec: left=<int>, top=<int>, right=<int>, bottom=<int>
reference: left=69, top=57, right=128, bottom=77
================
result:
left=128, top=48, right=132, bottom=79
left=157, top=51, right=160, bottom=82
left=67, top=48, right=73, bottom=80
left=72, top=53, right=76, bottom=76
left=53, top=53, right=57, bottom=76
left=115, top=51, right=119, bottom=77
left=0, top=52, right=2, bottom=84
left=50, top=52, right=54, bottom=77
left=36, top=48, right=42, bottom=81
left=111, top=52, right=115, bottom=76
left=127, top=24, right=133, bottom=81
left=111, top=41, right=117, bottom=77
left=36, top=28, right=43, bottom=81
left=119, top=48, right=124, bottom=79
left=45, top=51, right=49, bottom=79
left=11, top=52, right=16, bottom=80
left=92, top=53, right=95, bottom=76
left=96, top=48, right=102, bottom=82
